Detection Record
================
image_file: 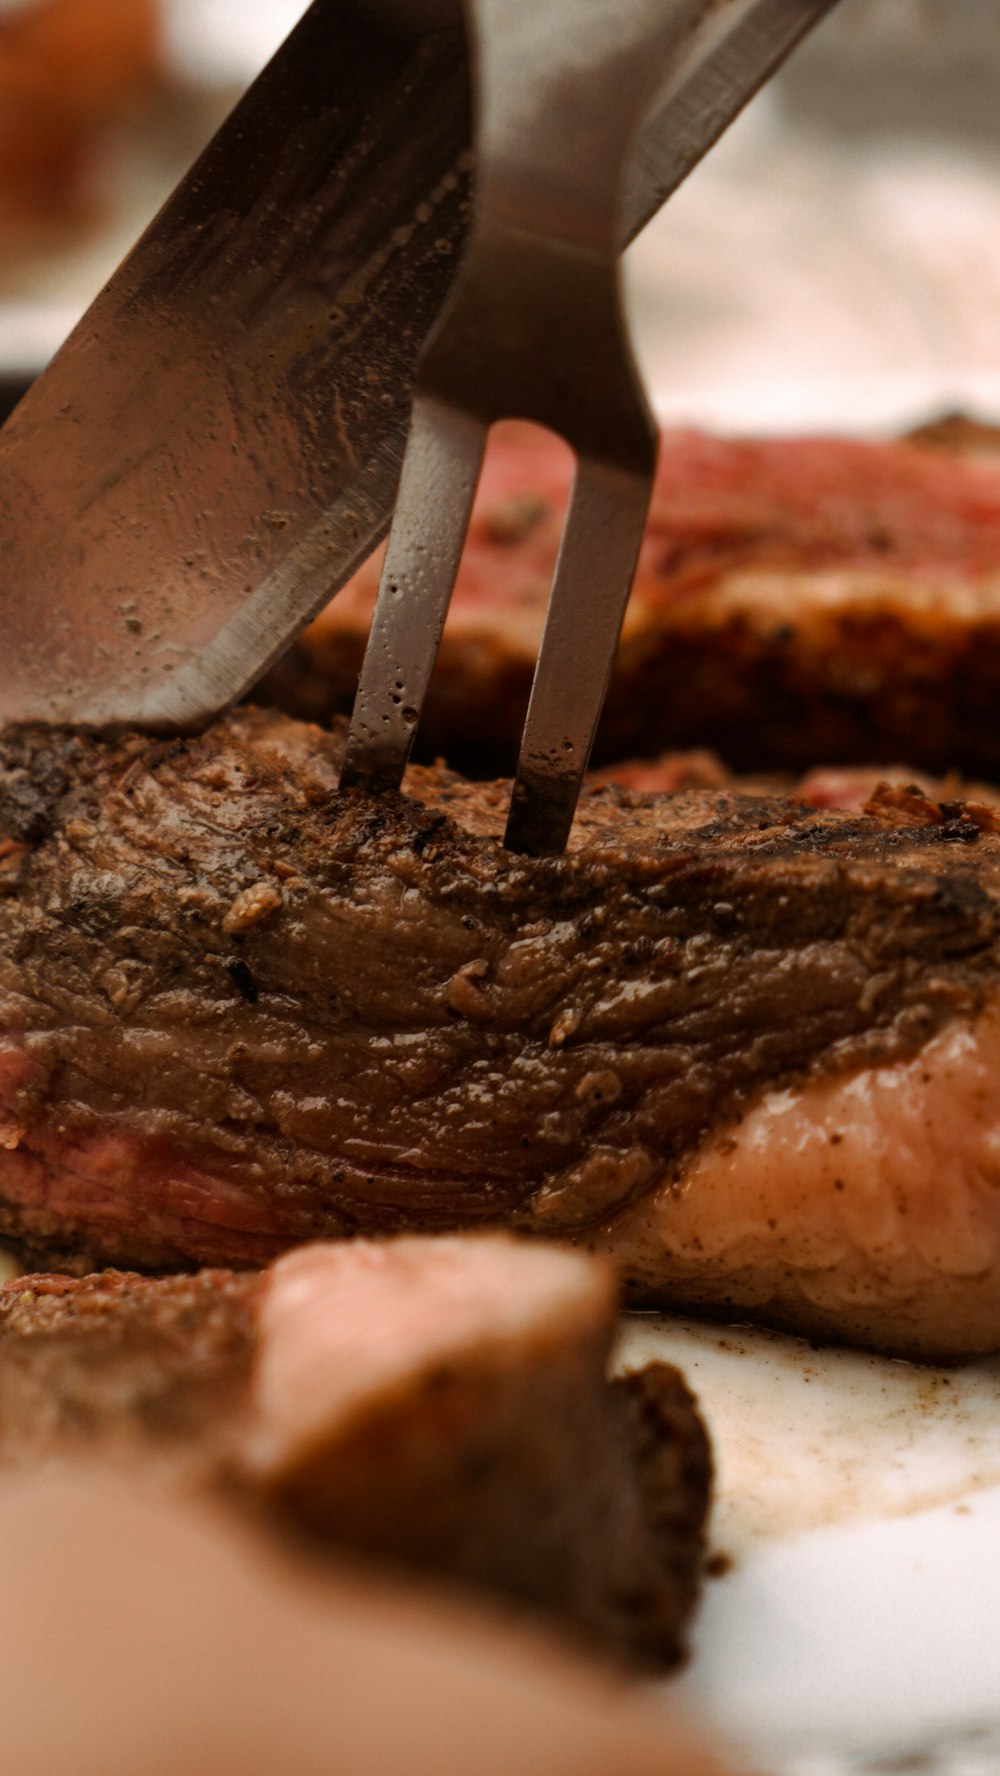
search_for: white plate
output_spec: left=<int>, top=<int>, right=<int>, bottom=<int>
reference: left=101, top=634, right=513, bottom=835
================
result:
left=615, top=1315, right=1000, bottom=1775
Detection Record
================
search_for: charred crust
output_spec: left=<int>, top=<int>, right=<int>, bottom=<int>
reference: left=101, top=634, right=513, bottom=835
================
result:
left=604, top=1363, right=713, bottom=1668
left=0, top=1268, right=262, bottom=1464
left=0, top=725, right=81, bottom=841
left=226, top=959, right=259, bottom=1004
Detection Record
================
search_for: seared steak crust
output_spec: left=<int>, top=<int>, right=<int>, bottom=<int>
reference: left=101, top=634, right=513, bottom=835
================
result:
left=0, top=709, right=999, bottom=1271
left=0, top=1268, right=260, bottom=1477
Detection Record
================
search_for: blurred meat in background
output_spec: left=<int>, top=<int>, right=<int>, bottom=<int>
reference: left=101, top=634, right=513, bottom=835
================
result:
left=3, top=0, right=1000, bottom=425
left=0, top=0, right=162, bottom=232
left=0, top=0, right=285, bottom=404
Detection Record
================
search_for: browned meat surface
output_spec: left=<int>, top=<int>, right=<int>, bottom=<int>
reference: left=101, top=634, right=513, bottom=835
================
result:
left=0, top=1236, right=711, bottom=1667
left=0, top=1265, right=260, bottom=1478
left=905, top=411, right=1000, bottom=463
left=0, top=1471, right=736, bottom=1776
left=260, top=421, right=1000, bottom=779
left=4, top=708, right=1000, bottom=1356
left=597, top=751, right=1000, bottom=813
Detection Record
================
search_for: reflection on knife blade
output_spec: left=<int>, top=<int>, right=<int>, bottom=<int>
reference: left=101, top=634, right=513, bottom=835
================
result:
left=0, top=0, right=474, bottom=730
left=0, top=0, right=836, bottom=731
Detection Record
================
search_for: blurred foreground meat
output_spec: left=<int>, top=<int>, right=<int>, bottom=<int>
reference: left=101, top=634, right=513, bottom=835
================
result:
left=261, top=421, right=1000, bottom=778
left=4, top=710, right=1000, bottom=1356
left=0, top=1470, right=739, bottom=1776
left=0, top=1235, right=711, bottom=1666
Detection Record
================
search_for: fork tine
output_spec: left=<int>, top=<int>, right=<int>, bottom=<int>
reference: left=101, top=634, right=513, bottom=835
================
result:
left=341, top=0, right=832, bottom=841
left=339, top=395, right=486, bottom=794
left=504, top=451, right=655, bottom=857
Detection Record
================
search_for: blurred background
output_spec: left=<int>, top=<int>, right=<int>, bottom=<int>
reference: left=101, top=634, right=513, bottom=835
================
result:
left=3, top=0, right=1000, bottom=431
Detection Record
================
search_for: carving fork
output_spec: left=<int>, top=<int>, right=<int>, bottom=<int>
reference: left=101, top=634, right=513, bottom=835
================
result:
left=340, top=0, right=840, bottom=853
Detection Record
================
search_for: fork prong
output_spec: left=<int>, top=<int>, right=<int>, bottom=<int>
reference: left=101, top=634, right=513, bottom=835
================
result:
left=503, top=452, right=654, bottom=857
left=339, top=395, right=486, bottom=794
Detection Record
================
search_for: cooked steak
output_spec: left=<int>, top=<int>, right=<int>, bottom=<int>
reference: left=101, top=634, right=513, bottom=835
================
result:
left=260, top=421, right=1000, bottom=778
left=598, top=750, right=1000, bottom=813
left=3, top=708, right=1000, bottom=1356
left=0, top=1236, right=712, bottom=1667
left=0, top=1471, right=733, bottom=1776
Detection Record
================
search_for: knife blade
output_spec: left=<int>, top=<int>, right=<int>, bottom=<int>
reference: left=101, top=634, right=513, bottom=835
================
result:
left=0, top=0, right=836, bottom=730
left=0, top=0, right=473, bottom=730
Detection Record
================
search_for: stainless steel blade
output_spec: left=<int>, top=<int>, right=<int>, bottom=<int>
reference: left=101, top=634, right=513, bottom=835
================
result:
left=0, top=0, right=472, bottom=729
left=0, top=0, right=836, bottom=732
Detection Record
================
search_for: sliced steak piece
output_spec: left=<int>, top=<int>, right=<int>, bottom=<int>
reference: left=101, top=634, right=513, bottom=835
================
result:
left=0, top=1471, right=733, bottom=1776
left=0, top=1235, right=712, bottom=1668
left=4, top=708, right=1000, bottom=1356
left=260, top=421, right=1000, bottom=779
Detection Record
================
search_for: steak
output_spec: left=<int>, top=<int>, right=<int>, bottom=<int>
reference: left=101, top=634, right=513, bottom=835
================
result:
left=260, top=420, right=1000, bottom=779
left=596, top=750, right=1000, bottom=813
left=0, top=1235, right=712, bottom=1667
left=3, top=708, right=1000, bottom=1356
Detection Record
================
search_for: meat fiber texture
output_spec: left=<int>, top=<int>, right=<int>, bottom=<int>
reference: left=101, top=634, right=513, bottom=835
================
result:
left=260, top=420, right=1000, bottom=779
left=0, top=1235, right=712, bottom=1668
left=0, top=1470, right=737, bottom=1776
left=3, top=709, right=1000, bottom=1358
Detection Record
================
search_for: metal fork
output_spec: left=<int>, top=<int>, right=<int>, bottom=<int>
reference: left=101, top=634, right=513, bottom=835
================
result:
left=339, top=0, right=840, bottom=854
